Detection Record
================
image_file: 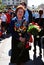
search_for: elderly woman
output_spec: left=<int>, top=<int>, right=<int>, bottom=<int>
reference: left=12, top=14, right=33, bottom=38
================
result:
left=10, top=5, right=31, bottom=65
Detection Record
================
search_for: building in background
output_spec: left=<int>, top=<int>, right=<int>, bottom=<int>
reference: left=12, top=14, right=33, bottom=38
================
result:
left=21, top=0, right=27, bottom=4
left=2, top=0, right=27, bottom=7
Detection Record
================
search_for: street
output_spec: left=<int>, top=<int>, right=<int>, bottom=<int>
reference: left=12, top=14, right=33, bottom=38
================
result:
left=0, top=36, right=44, bottom=65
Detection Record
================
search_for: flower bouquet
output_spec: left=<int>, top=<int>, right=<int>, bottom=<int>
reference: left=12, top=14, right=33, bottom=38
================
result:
left=14, top=22, right=33, bottom=49
left=27, top=22, right=41, bottom=36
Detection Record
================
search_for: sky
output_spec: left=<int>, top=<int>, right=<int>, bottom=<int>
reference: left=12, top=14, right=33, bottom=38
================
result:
left=28, top=0, right=44, bottom=7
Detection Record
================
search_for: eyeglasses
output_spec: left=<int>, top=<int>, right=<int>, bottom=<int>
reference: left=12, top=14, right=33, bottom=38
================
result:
left=18, top=10, right=24, bottom=13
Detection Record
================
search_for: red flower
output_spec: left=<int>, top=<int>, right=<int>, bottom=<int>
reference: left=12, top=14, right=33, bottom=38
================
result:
left=25, top=42, right=29, bottom=49
left=32, top=22, right=35, bottom=25
left=0, top=31, right=2, bottom=37
left=29, top=35, right=33, bottom=43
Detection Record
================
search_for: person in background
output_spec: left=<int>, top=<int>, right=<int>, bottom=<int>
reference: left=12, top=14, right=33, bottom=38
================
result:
left=34, top=9, right=44, bottom=59
left=10, top=5, right=32, bottom=65
left=34, top=10, right=39, bottom=19
left=7, top=8, right=12, bottom=15
left=32, top=10, right=35, bottom=21
left=39, top=9, right=44, bottom=18
left=0, top=11, right=7, bottom=37
left=7, top=8, right=16, bottom=19
left=38, top=9, right=44, bottom=57
left=6, top=8, right=11, bottom=34
left=20, top=1, right=33, bottom=25
left=1, top=12, right=7, bottom=28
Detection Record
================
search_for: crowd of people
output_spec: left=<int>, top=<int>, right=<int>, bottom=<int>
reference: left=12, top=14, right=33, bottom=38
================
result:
left=0, top=1, right=44, bottom=65
left=32, top=8, right=44, bottom=59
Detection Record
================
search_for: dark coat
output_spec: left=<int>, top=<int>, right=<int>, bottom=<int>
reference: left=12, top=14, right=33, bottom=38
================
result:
left=27, top=9, right=33, bottom=24
left=10, top=17, right=31, bottom=64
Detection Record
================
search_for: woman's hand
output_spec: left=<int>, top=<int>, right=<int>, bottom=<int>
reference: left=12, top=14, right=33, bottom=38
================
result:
left=19, top=37, right=26, bottom=43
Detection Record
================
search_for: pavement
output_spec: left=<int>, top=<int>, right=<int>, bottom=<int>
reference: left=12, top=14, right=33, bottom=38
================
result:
left=0, top=36, right=44, bottom=65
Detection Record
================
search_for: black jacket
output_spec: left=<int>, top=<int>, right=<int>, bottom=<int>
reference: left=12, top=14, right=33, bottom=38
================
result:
left=27, top=9, right=33, bottom=24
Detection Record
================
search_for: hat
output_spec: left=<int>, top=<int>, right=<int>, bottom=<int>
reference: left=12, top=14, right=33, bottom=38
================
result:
left=16, top=5, right=25, bottom=10
left=15, top=5, right=25, bottom=14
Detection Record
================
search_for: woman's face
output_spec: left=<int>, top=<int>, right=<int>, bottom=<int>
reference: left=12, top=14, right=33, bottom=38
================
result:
left=17, top=9, right=24, bottom=19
